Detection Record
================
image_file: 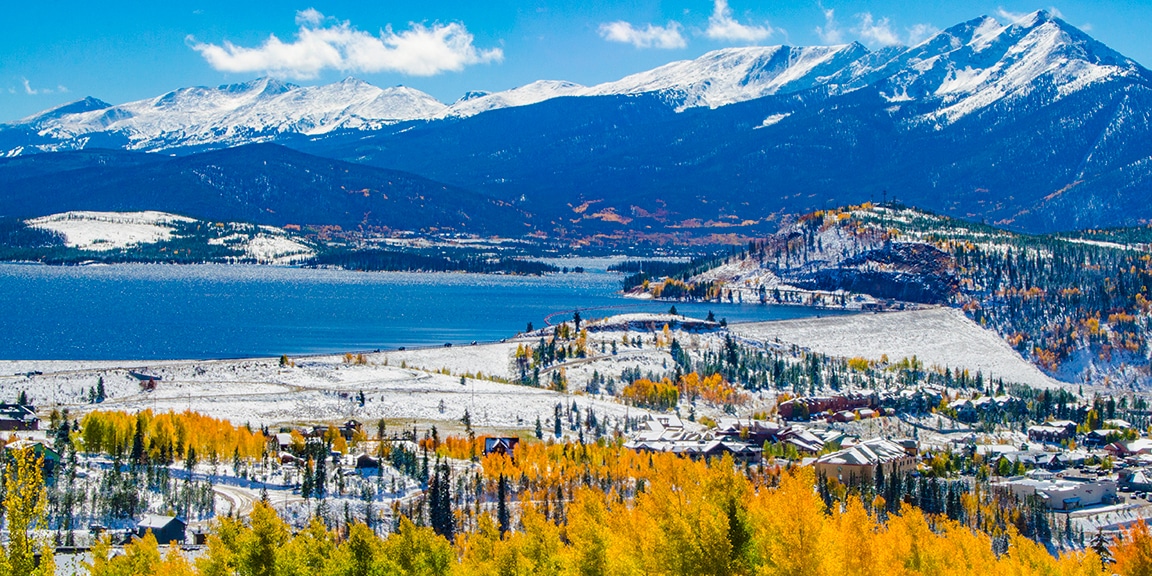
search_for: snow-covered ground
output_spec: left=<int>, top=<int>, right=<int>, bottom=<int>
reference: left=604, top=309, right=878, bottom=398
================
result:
left=733, top=307, right=1065, bottom=389
left=27, top=211, right=194, bottom=251
left=208, top=230, right=315, bottom=264
left=0, top=346, right=655, bottom=432
left=24, top=210, right=316, bottom=263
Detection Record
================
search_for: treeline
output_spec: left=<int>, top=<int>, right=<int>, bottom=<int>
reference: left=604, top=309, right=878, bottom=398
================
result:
left=80, top=409, right=268, bottom=463
left=951, top=240, right=1152, bottom=375
left=677, top=204, right=1152, bottom=383
left=615, top=253, right=730, bottom=291
left=309, top=249, right=559, bottom=275
left=847, top=206, right=1152, bottom=382
left=79, top=441, right=1152, bottom=576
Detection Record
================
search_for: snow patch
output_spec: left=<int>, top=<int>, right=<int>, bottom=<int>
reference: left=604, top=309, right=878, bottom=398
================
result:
left=757, top=113, right=791, bottom=128
left=27, top=211, right=194, bottom=251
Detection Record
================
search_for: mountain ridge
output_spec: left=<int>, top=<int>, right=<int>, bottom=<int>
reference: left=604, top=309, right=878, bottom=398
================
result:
left=6, top=10, right=1145, bottom=156
left=2, top=10, right=1151, bottom=234
left=0, top=143, right=531, bottom=235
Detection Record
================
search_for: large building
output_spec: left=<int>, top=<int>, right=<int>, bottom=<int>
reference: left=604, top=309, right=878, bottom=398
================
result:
left=813, top=438, right=917, bottom=485
left=996, top=476, right=1117, bottom=510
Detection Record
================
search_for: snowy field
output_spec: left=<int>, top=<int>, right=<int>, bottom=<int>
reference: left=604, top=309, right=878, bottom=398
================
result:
left=0, top=345, right=656, bottom=432
left=733, top=307, right=1065, bottom=389
left=27, top=211, right=194, bottom=251
left=23, top=211, right=316, bottom=264
left=0, top=308, right=1072, bottom=434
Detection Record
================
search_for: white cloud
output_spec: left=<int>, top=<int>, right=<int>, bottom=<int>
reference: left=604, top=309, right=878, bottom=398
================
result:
left=599, top=21, right=687, bottom=49
left=854, top=13, right=901, bottom=46
left=705, top=0, right=773, bottom=43
left=21, top=78, right=64, bottom=95
left=906, top=23, right=939, bottom=45
left=295, top=8, right=325, bottom=27
left=815, top=7, right=843, bottom=44
left=189, top=9, right=503, bottom=79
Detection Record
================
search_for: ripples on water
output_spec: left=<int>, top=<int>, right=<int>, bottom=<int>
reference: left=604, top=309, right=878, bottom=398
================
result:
left=0, top=263, right=848, bottom=360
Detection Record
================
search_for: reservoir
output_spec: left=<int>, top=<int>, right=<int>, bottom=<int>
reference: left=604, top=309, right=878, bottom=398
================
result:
left=0, top=262, right=850, bottom=360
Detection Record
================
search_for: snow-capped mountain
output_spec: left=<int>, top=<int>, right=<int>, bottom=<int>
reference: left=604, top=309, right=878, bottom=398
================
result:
left=6, top=10, right=1142, bottom=156
left=583, top=43, right=870, bottom=110
left=4, top=10, right=1152, bottom=234
left=857, top=11, right=1146, bottom=125
left=5, top=77, right=446, bottom=153
left=444, top=80, right=587, bottom=117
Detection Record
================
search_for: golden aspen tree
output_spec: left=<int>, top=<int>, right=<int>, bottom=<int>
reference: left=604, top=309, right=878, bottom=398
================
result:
left=4, top=446, right=51, bottom=576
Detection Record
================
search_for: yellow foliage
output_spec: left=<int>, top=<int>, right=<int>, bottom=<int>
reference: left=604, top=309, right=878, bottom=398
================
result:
left=81, top=409, right=267, bottom=461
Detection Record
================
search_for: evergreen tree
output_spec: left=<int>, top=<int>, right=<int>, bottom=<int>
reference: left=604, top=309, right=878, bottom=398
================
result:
left=130, top=414, right=146, bottom=467
left=429, top=461, right=454, bottom=540
left=302, top=458, right=315, bottom=500
left=1090, top=529, right=1113, bottom=567
left=497, top=474, right=510, bottom=536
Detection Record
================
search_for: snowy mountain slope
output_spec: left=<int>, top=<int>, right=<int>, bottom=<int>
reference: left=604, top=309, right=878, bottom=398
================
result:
left=6, top=10, right=1146, bottom=156
left=583, top=43, right=870, bottom=110
left=6, top=77, right=446, bottom=153
left=23, top=210, right=317, bottom=264
left=443, top=80, right=587, bottom=118
left=27, top=211, right=196, bottom=251
left=864, top=11, right=1148, bottom=125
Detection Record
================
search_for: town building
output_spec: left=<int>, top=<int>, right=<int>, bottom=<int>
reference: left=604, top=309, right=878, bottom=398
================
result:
left=813, top=438, right=916, bottom=485
left=136, top=515, right=187, bottom=545
left=996, top=476, right=1117, bottom=510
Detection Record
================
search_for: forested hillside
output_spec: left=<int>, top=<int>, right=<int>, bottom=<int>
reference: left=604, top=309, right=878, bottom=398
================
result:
left=636, top=204, right=1152, bottom=388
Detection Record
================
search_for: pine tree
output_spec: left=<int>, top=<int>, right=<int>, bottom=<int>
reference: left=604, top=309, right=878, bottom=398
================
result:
left=535, top=416, right=543, bottom=440
left=302, top=458, right=315, bottom=500
left=497, top=474, right=510, bottom=536
left=1090, top=529, right=1113, bottom=567
left=130, top=414, right=146, bottom=467
left=429, top=461, right=454, bottom=540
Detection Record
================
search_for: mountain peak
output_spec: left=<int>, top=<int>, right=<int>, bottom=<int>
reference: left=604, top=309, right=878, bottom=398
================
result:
left=218, top=77, right=293, bottom=96
left=2, top=11, right=1147, bottom=155
left=455, top=90, right=490, bottom=104
left=1021, top=9, right=1056, bottom=26
left=14, top=96, right=112, bottom=125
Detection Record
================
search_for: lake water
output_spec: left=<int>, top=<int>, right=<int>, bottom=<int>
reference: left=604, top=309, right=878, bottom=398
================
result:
left=0, top=263, right=850, bottom=360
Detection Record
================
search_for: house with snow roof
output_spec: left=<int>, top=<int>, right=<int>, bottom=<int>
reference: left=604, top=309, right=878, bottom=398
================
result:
left=812, top=438, right=916, bottom=485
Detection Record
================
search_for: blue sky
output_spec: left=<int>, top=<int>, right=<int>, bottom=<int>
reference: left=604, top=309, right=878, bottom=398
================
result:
left=2, top=0, right=1150, bottom=122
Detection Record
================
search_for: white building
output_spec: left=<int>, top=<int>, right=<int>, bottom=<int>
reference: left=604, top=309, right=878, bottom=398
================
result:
left=996, top=476, right=1117, bottom=510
